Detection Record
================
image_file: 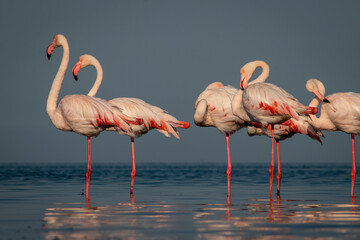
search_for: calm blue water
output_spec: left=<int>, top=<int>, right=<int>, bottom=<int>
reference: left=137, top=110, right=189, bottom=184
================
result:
left=0, top=163, right=360, bottom=239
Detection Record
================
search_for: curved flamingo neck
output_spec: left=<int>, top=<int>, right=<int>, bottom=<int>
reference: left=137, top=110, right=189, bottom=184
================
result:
left=87, top=57, right=103, bottom=97
left=46, top=37, right=69, bottom=128
left=231, top=90, right=251, bottom=122
left=308, top=95, right=335, bottom=131
left=306, top=79, right=329, bottom=130
left=250, top=61, right=270, bottom=84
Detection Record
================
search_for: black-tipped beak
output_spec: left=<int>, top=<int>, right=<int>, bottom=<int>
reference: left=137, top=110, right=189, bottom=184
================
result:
left=240, top=79, right=245, bottom=90
left=323, top=98, right=330, bottom=103
left=73, top=72, right=78, bottom=81
left=47, top=52, right=52, bottom=60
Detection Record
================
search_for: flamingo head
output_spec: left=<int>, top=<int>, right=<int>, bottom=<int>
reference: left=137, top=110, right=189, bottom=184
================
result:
left=72, top=54, right=99, bottom=81
left=46, top=34, right=67, bottom=60
left=72, top=61, right=81, bottom=81
left=305, top=78, right=330, bottom=103
left=240, top=60, right=269, bottom=89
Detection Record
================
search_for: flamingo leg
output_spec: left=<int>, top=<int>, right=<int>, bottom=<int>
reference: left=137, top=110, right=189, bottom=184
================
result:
left=86, top=136, right=91, bottom=180
left=226, top=133, right=232, bottom=176
left=85, top=177, right=90, bottom=208
left=351, top=134, right=357, bottom=197
left=269, top=124, right=274, bottom=197
left=276, top=140, right=282, bottom=196
left=130, top=137, right=136, bottom=195
left=225, top=133, right=232, bottom=201
left=227, top=175, right=231, bottom=205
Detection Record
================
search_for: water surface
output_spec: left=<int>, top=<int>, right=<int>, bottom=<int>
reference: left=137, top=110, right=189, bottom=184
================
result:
left=0, top=163, right=359, bottom=239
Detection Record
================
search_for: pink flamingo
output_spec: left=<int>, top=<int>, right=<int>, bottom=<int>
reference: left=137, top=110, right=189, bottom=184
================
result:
left=72, top=54, right=190, bottom=194
left=239, top=60, right=318, bottom=196
left=306, top=78, right=360, bottom=196
left=194, top=82, right=247, bottom=200
left=46, top=34, right=138, bottom=182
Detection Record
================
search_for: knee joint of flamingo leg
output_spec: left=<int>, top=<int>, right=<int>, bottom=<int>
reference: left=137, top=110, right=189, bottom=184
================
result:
left=268, top=167, right=274, bottom=176
left=226, top=168, right=232, bottom=176
left=351, top=170, right=357, bottom=179
left=131, top=171, right=136, bottom=178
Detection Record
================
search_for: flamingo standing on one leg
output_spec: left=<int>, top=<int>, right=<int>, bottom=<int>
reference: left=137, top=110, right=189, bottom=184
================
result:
left=72, top=54, right=190, bottom=194
left=238, top=60, right=317, bottom=196
left=306, top=78, right=360, bottom=196
left=46, top=34, right=137, bottom=184
left=194, top=82, right=247, bottom=201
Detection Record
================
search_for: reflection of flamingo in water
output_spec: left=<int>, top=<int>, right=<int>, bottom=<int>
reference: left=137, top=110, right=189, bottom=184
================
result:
left=238, top=60, right=318, bottom=196
left=72, top=54, right=190, bottom=194
left=194, top=82, right=247, bottom=201
left=306, top=78, right=360, bottom=197
left=46, top=35, right=137, bottom=185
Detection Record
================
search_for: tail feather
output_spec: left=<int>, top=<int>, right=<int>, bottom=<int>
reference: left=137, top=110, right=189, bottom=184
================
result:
left=148, top=119, right=180, bottom=139
left=306, top=127, right=322, bottom=144
left=112, top=115, right=132, bottom=133
left=177, top=121, right=191, bottom=129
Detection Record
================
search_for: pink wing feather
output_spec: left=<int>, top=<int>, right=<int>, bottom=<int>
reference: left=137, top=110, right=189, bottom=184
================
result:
left=243, top=82, right=316, bottom=125
left=59, top=95, right=132, bottom=136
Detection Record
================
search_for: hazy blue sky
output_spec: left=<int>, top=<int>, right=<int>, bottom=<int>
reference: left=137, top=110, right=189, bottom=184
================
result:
left=1, top=0, right=360, bottom=166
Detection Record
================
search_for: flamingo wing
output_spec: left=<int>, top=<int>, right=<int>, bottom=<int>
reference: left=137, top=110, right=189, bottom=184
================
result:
left=243, top=83, right=313, bottom=124
left=195, top=86, right=244, bottom=134
left=109, top=97, right=182, bottom=139
left=59, top=95, right=132, bottom=136
left=325, top=92, right=360, bottom=134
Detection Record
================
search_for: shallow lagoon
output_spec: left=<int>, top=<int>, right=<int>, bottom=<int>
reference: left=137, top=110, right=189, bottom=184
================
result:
left=0, top=163, right=359, bottom=239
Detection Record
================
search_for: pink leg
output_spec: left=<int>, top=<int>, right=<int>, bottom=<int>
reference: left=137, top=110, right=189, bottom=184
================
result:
left=226, top=133, right=232, bottom=176
left=269, top=124, right=274, bottom=197
left=276, top=140, right=282, bottom=196
left=351, top=134, right=357, bottom=197
left=227, top=174, right=231, bottom=204
left=130, top=137, right=136, bottom=195
left=225, top=133, right=231, bottom=201
left=86, top=177, right=90, bottom=208
left=86, top=136, right=91, bottom=180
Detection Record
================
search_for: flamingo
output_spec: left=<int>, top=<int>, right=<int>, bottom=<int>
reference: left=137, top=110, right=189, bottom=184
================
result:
left=194, top=82, right=247, bottom=200
left=306, top=78, right=360, bottom=196
left=46, top=34, right=138, bottom=182
left=238, top=60, right=318, bottom=196
left=72, top=54, right=190, bottom=194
